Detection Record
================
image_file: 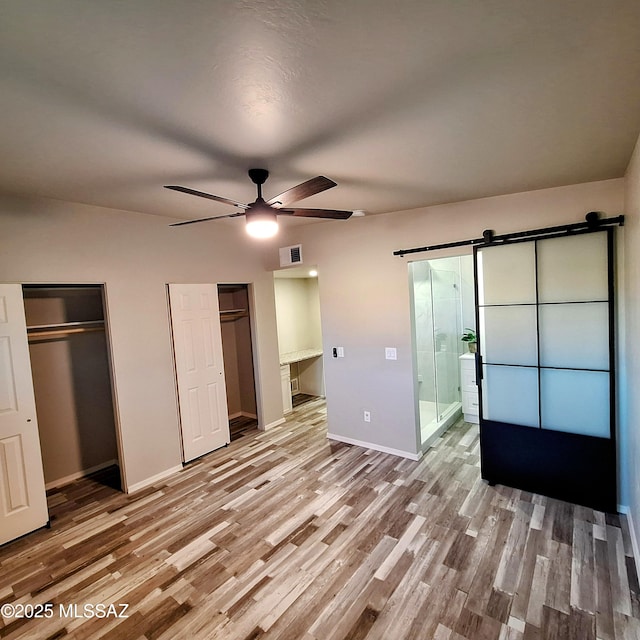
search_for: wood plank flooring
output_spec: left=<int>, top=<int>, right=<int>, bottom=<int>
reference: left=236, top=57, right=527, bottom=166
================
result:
left=1, top=398, right=639, bottom=639
left=229, top=415, right=259, bottom=442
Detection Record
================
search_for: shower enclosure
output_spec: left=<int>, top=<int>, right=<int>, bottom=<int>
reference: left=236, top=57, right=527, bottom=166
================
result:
left=410, top=255, right=474, bottom=448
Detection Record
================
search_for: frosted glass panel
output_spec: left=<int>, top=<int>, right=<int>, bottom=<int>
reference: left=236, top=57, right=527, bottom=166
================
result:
left=477, top=243, right=536, bottom=305
left=480, top=305, right=538, bottom=366
left=541, top=369, right=610, bottom=438
left=537, top=233, right=608, bottom=303
left=482, top=365, right=539, bottom=428
left=539, top=303, right=609, bottom=370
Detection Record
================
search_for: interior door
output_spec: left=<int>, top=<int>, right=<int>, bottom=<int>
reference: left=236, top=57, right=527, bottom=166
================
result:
left=168, top=284, right=230, bottom=462
left=474, top=229, right=616, bottom=512
left=0, top=284, right=48, bottom=545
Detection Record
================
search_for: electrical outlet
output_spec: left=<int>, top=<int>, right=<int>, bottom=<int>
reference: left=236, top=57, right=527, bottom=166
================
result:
left=337, top=346, right=345, bottom=358
left=363, top=410, right=371, bottom=422
left=385, top=347, right=397, bottom=360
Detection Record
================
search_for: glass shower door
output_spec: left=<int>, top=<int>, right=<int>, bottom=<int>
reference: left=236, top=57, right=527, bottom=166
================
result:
left=410, top=256, right=467, bottom=449
left=431, top=268, right=462, bottom=423
left=411, top=261, right=436, bottom=434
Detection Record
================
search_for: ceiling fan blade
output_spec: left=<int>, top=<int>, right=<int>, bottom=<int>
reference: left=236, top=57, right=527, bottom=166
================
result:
left=165, top=185, right=249, bottom=210
left=170, top=212, right=244, bottom=227
left=278, top=208, right=353, bottom=220
left=267, top=176, right=336, bottom=207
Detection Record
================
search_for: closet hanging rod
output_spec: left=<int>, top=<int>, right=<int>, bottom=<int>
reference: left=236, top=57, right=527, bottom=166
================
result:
left=220, top=310, right=249, bottom=322
left=27, top=320, right=105, bottom=332
left=27, top=326, right=105, bottom=339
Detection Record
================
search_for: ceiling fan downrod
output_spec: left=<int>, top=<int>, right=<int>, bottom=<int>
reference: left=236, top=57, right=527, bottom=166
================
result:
left=248, top=168, right=269, bottom=201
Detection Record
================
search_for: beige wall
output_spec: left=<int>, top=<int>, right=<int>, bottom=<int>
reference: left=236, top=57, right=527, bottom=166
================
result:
left=0, top=195, right=283, bottom=490
left=624, top=134, right=640, bottom=557
left=276, top=179, right=625, bottom=458
left=274, top=277, right=323, bottom=355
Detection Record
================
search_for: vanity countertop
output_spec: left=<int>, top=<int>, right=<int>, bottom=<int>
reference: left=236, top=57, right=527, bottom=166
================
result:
left=280, top=348, right=323, bottom=365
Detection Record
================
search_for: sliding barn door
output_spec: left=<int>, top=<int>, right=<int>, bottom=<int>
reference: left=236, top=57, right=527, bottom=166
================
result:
left=0, top=284, right=48, bottom=544
left=168, top=284, right=230, bottom=462
left=475, top=229, right=616, bottom=512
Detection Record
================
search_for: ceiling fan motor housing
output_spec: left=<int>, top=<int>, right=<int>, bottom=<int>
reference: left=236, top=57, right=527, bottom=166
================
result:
left=248, top=168, right=269, bottom=185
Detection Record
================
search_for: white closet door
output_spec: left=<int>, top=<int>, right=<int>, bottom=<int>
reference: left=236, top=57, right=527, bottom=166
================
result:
left=0, top=284, right=48, bottom=545
left=168, top=284, right=230, bottom=462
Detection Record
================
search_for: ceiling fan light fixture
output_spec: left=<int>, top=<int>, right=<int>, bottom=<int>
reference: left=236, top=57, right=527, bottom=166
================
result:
left=245, top=207, right=279, bottom=239
left=167, top=169, right=349, bottom=230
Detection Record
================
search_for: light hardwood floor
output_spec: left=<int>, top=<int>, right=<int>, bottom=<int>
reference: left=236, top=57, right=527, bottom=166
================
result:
left=1, top=399, right=639, bottom=639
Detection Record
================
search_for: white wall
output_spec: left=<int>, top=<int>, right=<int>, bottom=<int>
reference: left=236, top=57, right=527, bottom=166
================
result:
left=624, top=134, right=640, bottom=558
left=0, top=195, right=283, bottom=490
left=276, top=179, right=625, bottom=459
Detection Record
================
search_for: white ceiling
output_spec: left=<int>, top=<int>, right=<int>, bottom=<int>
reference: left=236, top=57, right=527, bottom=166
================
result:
left=1, top=1, right=639, bottom=229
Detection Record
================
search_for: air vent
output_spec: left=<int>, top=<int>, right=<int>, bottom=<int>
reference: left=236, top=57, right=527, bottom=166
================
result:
left=279, top=244, right=303, bottom=267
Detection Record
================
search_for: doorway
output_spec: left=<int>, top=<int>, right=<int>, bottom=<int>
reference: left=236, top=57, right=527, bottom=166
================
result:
left=410, top=255, right=475, bottom=449
left=218, top=284, right=258, bottom=440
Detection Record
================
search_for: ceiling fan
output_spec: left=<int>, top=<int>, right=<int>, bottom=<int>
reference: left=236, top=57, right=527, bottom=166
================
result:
left=165, top=168, right=353, bottom=238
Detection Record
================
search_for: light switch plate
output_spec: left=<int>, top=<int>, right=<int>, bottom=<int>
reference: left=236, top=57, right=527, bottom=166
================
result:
left=337, top=346, right=345, bottom=358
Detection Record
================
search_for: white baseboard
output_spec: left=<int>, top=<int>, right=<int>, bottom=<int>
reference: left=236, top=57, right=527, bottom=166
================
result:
left=45, top=459, right=119, bottom=490
left=228, top=411, right=258, bottom=420
left=327, top=433, right=421, bottom=461
left=261, top=417, right=286, bottom=431
left=126, top=464, right=183, bottom=494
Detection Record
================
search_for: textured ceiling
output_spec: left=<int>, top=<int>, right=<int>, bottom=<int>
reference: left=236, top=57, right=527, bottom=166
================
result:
left=1, top=1, right=639, bottom=228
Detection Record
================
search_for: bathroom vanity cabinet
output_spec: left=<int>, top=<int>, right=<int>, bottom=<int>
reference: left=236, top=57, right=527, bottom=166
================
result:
left=460, top=353, right=479, bottom=424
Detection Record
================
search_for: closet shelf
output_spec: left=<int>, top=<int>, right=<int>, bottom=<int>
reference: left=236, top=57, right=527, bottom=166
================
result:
left=220, top=309, right=249, bottom=322
left=27, top=320, right=105, bottom=338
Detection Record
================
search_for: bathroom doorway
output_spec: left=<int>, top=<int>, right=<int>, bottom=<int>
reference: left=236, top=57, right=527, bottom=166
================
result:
left=410, top=255, right=475, bottom=449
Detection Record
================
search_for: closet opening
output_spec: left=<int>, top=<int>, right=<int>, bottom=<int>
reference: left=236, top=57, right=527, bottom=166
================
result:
left=218, top=284, right=259, bottom=441
left=23, top=284, right=122, bottom=491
